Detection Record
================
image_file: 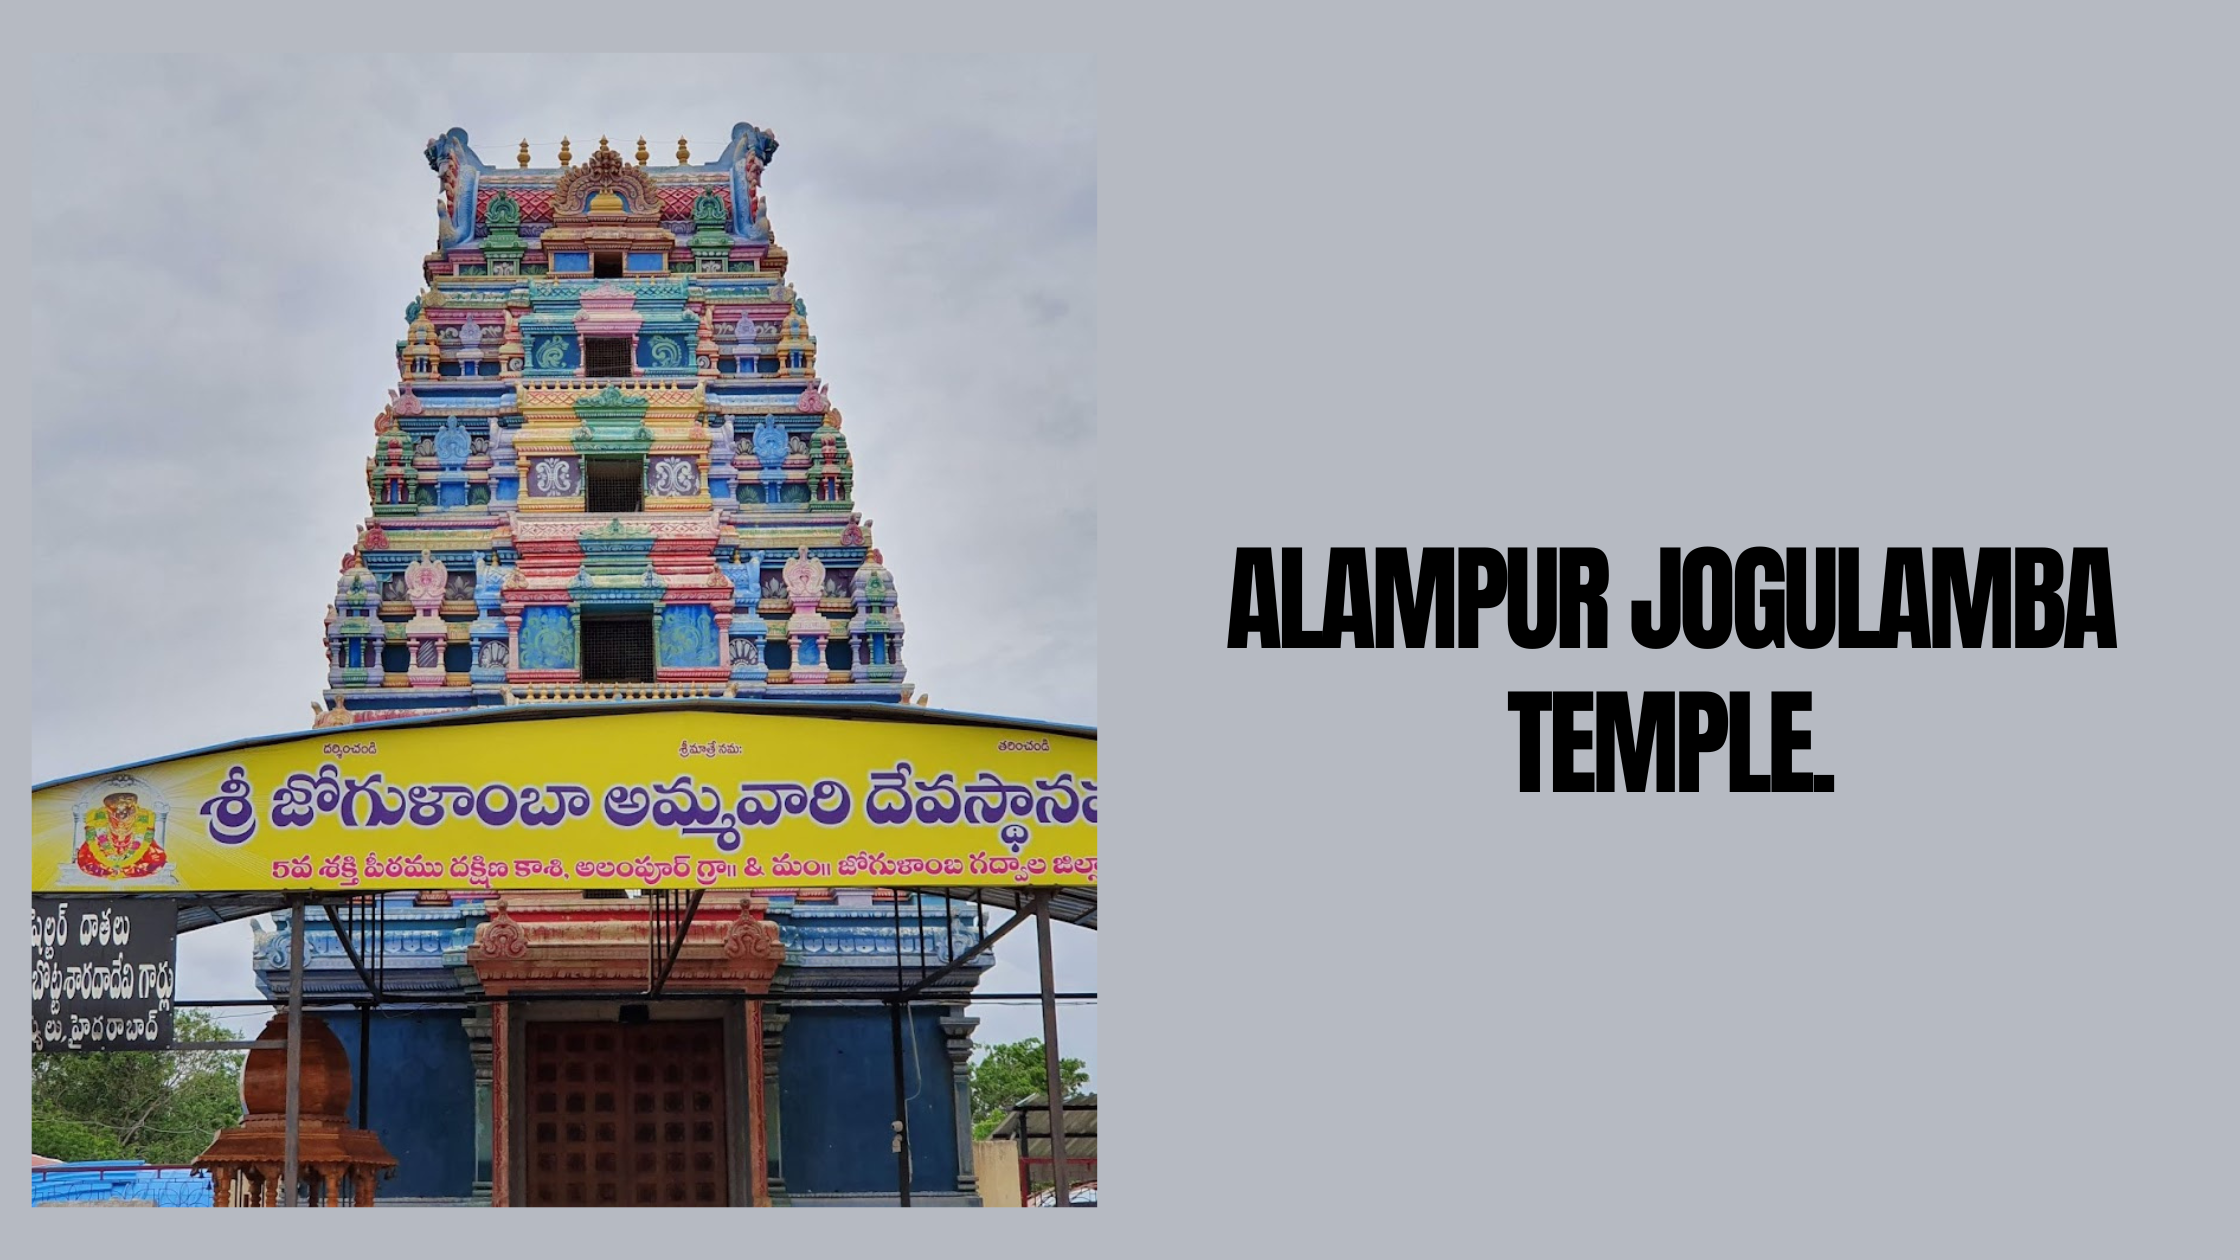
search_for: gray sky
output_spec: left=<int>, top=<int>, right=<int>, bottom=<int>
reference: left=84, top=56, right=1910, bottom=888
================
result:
left=25, top=54, right=1096, bottom=1078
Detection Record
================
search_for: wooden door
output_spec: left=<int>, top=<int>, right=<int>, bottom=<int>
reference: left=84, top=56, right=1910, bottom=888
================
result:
left=524, top=1020, right=730, bottom=1207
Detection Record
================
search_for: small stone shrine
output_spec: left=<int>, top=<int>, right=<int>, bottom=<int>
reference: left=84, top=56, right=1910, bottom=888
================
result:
left=193, top=1014, right=398, bottom=1206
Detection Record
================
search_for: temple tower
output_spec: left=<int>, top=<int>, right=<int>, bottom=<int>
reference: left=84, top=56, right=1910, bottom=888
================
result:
left=266, top=124, right=990, bottom=1209
left=317, top=124, right=913, bottom=727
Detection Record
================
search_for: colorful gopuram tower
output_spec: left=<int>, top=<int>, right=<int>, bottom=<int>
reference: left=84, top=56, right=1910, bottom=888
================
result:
left=319, top=125, right=909, bottom=727
left=258, top=126, right=992, bottom=1208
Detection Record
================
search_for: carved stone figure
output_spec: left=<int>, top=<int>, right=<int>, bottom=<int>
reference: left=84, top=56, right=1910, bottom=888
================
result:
left=782, top=546, right=824, bottom=604
left=434, top=418, right=472, bottom=470
left=751, top=419, right=789, bottom=469
left=402, top=551, right=448, bottom=610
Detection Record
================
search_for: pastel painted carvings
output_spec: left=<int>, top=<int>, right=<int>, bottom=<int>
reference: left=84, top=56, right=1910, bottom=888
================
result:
left=317, top=126, right=910, bottom=727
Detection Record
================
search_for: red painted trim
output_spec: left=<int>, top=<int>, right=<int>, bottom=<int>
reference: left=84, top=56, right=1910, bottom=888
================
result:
left=747, top=1002, right=768, bottom=1207
left=489, top=1001, right=510, bottom=1208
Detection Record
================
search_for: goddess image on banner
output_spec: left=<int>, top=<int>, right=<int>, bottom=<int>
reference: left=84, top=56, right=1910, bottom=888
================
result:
left=60, top=775, right=180, bottom=887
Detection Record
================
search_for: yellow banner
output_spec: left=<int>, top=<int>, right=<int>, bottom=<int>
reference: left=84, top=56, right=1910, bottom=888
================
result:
left=32, top=708, right=1096, bottom=892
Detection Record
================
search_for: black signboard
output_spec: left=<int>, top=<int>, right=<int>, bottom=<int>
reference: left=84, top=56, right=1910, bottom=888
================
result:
left=32, top=897, right=177, bottom=1053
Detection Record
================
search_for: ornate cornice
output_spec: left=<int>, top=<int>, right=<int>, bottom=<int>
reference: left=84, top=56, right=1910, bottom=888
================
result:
left=552, top=143, right=661, bottom=221
left=517, top=380, right=704, bottom=417
left=467, top=895, right=785, bottom=996
left=508, top=513, right=721, bottom=542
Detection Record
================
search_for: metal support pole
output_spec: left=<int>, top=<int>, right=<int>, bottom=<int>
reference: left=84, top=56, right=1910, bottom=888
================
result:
left=898, top=902, right=1034, bottom=1001
left=889, top=1000, right=912, bottom=1207
left=1014, top=1101, right=1031, bottom=1207
left=284, top=893, right=305, bottom=1206
left=649, top=888, right=705, bottom=997
left=357, top=1001, right=371, bottom=1130
left=323, top=903, right=378, bottom=996
left=1036, top=891, right=1072, bottom=1207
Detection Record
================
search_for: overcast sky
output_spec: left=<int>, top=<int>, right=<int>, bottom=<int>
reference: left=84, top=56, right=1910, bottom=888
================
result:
left=25, top=55, right=1096, bottom=1078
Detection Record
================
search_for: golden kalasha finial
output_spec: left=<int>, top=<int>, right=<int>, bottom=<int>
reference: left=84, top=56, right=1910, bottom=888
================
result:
left=635, top=136, right=649, bottom=165
left=676, top=136, right=690, bottom=163
left=516, top=139, right=530, bottom=168
left=598, top=135, right=611, bottom=154
left=558, top=136, right=572, bottom=167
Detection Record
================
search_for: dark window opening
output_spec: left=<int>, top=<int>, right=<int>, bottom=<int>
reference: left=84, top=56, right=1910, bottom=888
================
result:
left=581, top=616, right=656, bottom=683
left=585, top=458, right=644, bottom=513
left=584, top=337, right=632, bottom=378
left=593, top=253, right=624, bottom=278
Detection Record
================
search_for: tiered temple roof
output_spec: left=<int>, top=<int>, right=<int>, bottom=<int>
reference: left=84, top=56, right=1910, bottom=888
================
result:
left=318, top=125, right=911, bottom=726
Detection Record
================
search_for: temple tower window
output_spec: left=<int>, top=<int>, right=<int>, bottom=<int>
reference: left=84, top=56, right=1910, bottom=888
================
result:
left=581, top=615, right=656, bottom=683
left=584, top=457, right=645, bottom=513
left=584, top=337, right=633, bottom=378
left=592, top=252, right=624, bottom=278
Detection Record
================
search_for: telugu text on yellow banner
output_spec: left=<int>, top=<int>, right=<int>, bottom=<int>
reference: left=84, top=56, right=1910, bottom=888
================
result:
left=31, top=708, right=1097, bottom=893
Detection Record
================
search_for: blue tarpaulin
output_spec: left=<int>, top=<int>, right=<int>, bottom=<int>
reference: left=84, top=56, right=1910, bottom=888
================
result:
left=31, top=1162, right=212, bottom=1207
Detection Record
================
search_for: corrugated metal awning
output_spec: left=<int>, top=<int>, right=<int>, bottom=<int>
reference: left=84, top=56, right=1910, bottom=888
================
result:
left=990, top=1093, right=1098, bottom=1162
left=927, top=887, right=1097, bottom=930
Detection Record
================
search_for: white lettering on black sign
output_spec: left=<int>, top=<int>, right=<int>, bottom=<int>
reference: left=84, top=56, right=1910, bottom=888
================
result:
left=31, top=898, right=177, bottom=1053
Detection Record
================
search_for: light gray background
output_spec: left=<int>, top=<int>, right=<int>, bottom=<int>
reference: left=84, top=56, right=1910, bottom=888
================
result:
left=2, top=10, right=2234, bottom=1258
left=1101, top=9, right=2235, bottom=1259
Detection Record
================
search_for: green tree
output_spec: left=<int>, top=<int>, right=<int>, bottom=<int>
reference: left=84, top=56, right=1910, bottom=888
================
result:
left=30, top=1114, right=126, bottom=1163
left=32, top=1008, right=248, bottom=1165
left=970, top=1038, right=1089, bottom=1140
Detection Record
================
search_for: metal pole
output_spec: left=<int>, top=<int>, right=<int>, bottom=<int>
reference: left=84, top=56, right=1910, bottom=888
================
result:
left=650, top=888, right=706, bottom=997
left=1035, top=891, right=1072, bottom=1207
left=284, top=893, right=305, bottom=1206
left=357, top=1001, right=371, bottom=1130
left=177, top=989, right=1095, bottom=1007
left=889, top=1000, right=911, bottom=1207
left=898, top=902, right=1036, bottom=1001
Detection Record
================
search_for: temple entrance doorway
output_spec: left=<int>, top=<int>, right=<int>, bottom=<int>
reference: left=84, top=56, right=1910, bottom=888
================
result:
left=523, top=1019, right=731, bottom=1206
